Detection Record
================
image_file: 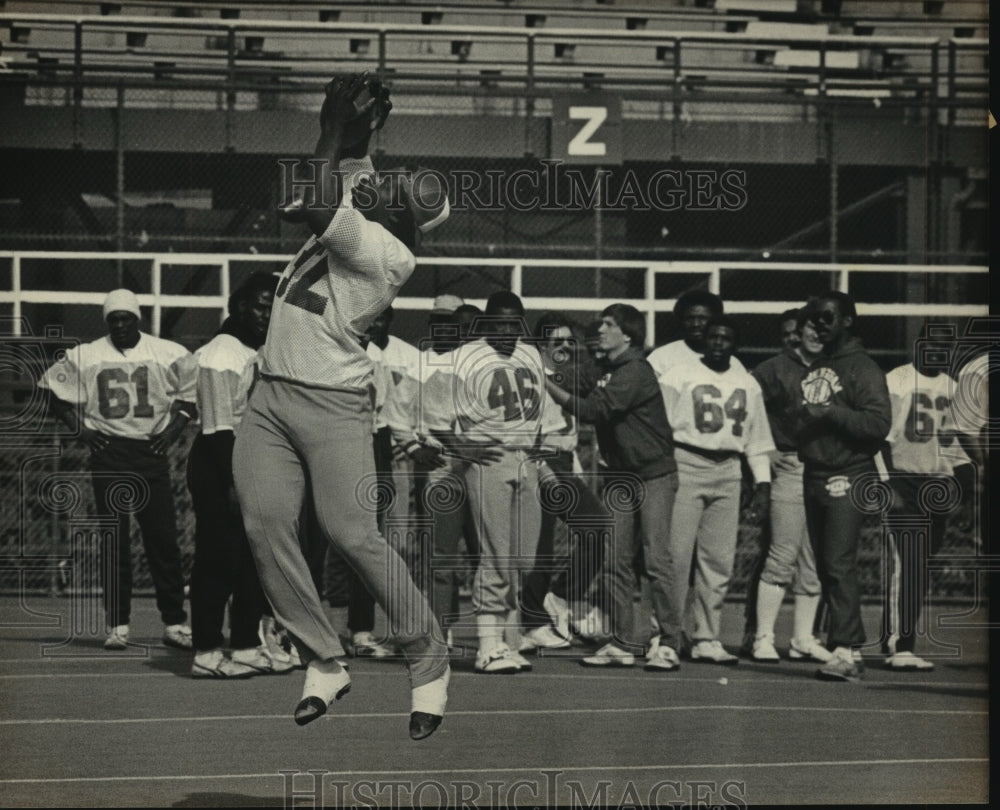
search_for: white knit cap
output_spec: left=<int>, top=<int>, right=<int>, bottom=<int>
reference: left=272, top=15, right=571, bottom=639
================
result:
left=102, top=289, right=141, bottom=321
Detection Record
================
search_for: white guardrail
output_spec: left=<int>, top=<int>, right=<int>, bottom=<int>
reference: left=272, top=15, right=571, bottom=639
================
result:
left=0, top=251, right=988, bottom=346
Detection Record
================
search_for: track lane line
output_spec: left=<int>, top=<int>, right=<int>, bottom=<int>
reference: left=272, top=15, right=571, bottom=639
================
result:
left=0, top=758, right=988, bottom=785
left=0, top=704, right=987, bottom=726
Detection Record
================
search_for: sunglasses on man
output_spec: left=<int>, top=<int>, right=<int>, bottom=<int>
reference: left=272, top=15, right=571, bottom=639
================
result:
left=806, top=310, right=836, bottom=326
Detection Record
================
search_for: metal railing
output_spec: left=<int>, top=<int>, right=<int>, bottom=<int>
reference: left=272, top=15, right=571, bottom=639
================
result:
left=0, top=250, right=988, bottom=347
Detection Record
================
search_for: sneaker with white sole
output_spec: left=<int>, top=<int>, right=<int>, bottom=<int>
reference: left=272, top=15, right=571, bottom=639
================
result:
left=192, top=649, right=255, bottom=679
left=543, top=592, right=571, bottom=640
left=645, top=634, right=661, bottom=660
left=475, top=643, right=520, bottom=674
left=690, top=640, right=739, bottom=666
left=351, top=631, right=396, bottom=658
left=817, top=647, right=864, bottom=682
left=580, top=643, right=635, bottom=668
left=162, top=623, right=193, bottom=650
left=751, top=633, right=780, bottom=662
left=885, top=651, right=934, bottom=671
left=573, top=606, right=611, bottom=642
left=230, top=645, right=292, bottom=676
left=789, top=636, right=833, bottom=663
left=104, top=625, right=129, bottom=650
left=519, top=624, right=570, bottom=651
left=644, top=643, right=680, bottom=672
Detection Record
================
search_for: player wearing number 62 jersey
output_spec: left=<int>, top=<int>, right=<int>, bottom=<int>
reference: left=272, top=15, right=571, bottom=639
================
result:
left=659, top=318, right=774, bottom=666
left=39, top=288, right=197, bottom=651
left=232, top=73, right=450, bottom=740
left=880, top=329, right=974, bottom=671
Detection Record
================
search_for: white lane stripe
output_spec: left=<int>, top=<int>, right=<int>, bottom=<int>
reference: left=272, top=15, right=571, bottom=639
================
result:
left=0, top=668, right=988, bottom=691
left=0, top=704, right=987, bottom=725
left=0, top=758, right=988, bottom=785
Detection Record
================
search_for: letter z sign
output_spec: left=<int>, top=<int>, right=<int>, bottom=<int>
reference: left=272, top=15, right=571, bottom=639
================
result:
left=552, top=94, right=622, bottom=165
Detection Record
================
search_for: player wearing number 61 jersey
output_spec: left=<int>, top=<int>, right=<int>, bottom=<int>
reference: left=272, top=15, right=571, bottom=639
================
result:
left=39, top=288, right=197, bottom=651
left=659, top=317, right=774, bottom=666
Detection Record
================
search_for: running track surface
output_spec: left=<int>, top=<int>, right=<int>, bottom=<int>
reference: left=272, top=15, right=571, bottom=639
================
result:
left=0, top=595, right=989, bottom=808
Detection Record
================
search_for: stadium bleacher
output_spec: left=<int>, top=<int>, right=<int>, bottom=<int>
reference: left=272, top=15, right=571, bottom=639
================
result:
left=0, top=7, right=983, bottom=109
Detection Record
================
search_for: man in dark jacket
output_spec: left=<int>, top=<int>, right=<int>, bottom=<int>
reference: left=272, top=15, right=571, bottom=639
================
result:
left=544, top=304, right=677, bottom=670
left=797, top=291, right=891, bottom=682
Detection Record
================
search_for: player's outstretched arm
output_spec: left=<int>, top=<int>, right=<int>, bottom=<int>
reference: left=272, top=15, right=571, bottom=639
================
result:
left=339, top=76, right=392, bottom=160
left=301, top=74, right=367, bottom=237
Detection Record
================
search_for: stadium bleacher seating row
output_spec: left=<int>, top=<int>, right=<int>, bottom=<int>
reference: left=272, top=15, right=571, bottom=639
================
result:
left=0, top=0, right=986, bottom=114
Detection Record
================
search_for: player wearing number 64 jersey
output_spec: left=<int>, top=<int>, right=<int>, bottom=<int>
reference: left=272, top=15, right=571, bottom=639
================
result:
left=659, top=317, right=775, bottom=666
left=39, top=288, right=197, bottom=651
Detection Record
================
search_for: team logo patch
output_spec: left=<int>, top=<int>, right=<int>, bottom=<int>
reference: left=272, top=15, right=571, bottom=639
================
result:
left=801, top=367, right=843, bottom=405
left=825, top=475, right=851, bottom=497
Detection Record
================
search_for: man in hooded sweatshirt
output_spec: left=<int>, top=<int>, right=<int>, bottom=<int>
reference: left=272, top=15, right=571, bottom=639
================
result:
left=796, top=291, right=891, bottom=682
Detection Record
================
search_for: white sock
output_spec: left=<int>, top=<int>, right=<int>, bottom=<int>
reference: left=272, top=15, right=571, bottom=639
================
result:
left=477, top=614, right=503, bottom=649
left=302, top=658, right=348, bottom=700
left=503, top=608, right=522, bottom=649
left=755, top=582, right=785, bottom=639
left=411, top=667, right=450, bottom=716
left=792, top=594, right=821, bottom=642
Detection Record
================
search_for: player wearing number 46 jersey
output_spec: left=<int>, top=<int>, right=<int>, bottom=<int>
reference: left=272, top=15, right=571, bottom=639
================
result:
left=39, top=289, right=197, bottom=651
left=426, top=291, right=563, bottom=674
left=659, top=317, right=774, bottom=667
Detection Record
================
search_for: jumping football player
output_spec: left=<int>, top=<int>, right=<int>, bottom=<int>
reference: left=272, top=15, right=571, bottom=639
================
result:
left=231, top=73, right=450, bottom=739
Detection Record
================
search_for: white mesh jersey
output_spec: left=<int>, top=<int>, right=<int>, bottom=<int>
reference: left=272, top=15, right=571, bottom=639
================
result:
left=381, top=335, right=421, bottom=388
left=366, top=341, right=391, bottom=433
left=660, top=360, right=774, bottom=460
left=260, top=160, right=416, bottom=391
left=647, top=339, right=746, bottom=379
left=423, top=338, right=564, bottom=449
left=382, top=347, right=455, bottom=446
left=39, top=333, right=197, bottom=438
left=541, top=367, right=577, bottom=452
left=885, top=364, right=970, bottom=475
left=951, top=352, right=990, bottom=437
left=193, top=334, right=259, bottom=435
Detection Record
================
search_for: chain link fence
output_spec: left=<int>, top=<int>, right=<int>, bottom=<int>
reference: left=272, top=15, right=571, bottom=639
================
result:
left=0, top=12, right=988, bottom=606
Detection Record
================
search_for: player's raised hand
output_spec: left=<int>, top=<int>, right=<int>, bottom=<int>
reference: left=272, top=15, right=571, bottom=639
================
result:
left=320, top=73, right=368, bottom=134
left=340, top=75, right=393, bottom=157
left=364, top=78, right=393, bottom=131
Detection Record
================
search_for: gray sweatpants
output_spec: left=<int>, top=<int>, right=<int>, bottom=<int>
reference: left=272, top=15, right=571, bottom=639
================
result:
left=233, top=376, right=448, bottom=689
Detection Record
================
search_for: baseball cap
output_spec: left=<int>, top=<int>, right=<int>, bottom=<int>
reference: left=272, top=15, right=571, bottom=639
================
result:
left=431, top=294, right=464, bottom=315
left=103, top=289, right=141, bottom=321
